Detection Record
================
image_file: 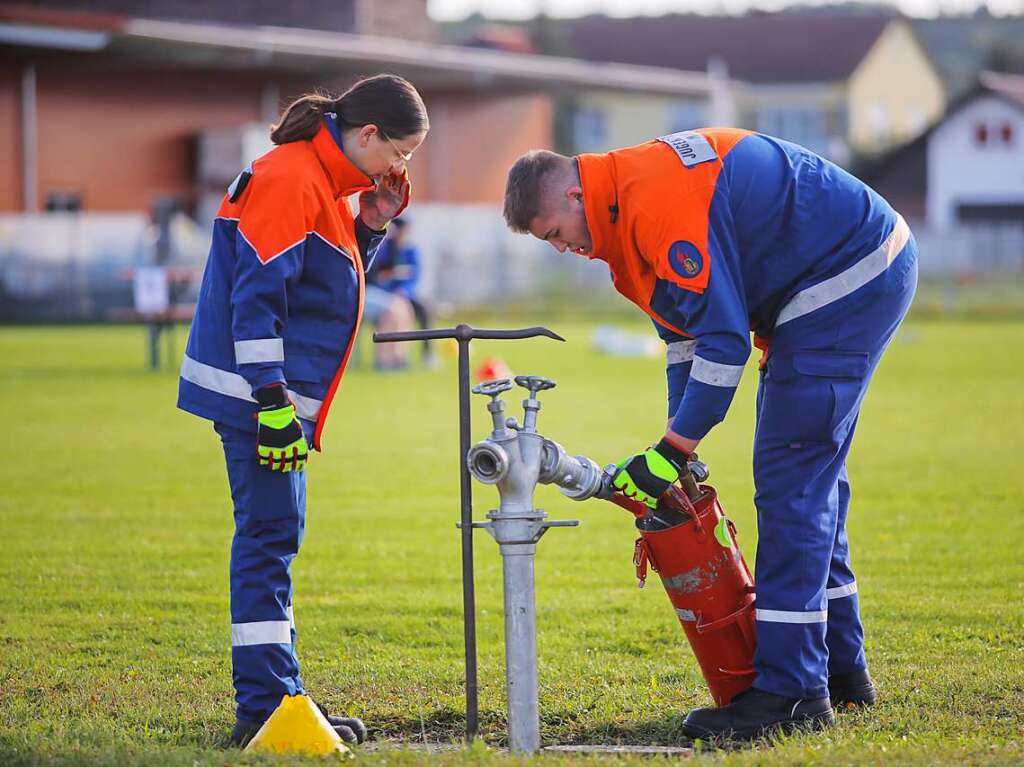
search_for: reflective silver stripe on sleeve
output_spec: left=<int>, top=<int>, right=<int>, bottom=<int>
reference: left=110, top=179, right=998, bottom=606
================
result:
left=756, top=608, right=828, bottom=624
left=287, top=604, right=295, bottom=631
left=826, top=581, right=858, bottom=600
left=690, top=356, right=744, bottom=387
left=231, top=620, right=292, bottom=646
left=180, top=355, right=322, bottom=421
left=234, top=338, right=284, bottom=364
left=776, top=215, right=910, bottom=327
left=667, top=339, right=697, bottom=365
left=675, top=607, right=697, bottom=621
left=180, top=354, right=251, bottom=400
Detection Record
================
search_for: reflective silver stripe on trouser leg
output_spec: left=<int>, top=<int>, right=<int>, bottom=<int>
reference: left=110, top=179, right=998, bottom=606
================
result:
left=667, top=339, right=697, bottom=365
left=775, top=215, right=910, bottom=328
left=755, top=609, right=828, bottom=623
left=234, top=338, right=284, bottom=364
left=180, top=355, right=322, bottom=422
left=231, top=620, right=293, bottom=646
left=826, top=581, right=858, bottom=600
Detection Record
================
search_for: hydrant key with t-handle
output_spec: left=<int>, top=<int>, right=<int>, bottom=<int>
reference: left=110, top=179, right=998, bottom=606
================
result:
left=373, top=324, right=565, bottom=743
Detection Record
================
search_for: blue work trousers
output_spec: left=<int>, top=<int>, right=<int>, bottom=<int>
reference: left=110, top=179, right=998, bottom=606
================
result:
left=216, top=421, right=312, bottom=722
left=751, top=239, right=918, bottom=700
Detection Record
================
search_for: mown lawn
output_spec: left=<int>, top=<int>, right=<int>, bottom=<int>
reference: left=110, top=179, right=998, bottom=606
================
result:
left=1, top=319, right=1021, bottom=766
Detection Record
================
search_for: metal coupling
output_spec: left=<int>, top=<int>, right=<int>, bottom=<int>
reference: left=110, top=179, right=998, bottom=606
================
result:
left=467, top=440, right=510, bottom=484
left=537, top=439, right=606, bottom=500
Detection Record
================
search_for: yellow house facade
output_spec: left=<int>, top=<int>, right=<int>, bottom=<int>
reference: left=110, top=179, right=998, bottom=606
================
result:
left=847, top=20, right=947, bottom=153
left=569, top=92, right=713, bottom=153
left=560, top=15, right=946, bottom=165
left=735, top=18, right=946, bottom=163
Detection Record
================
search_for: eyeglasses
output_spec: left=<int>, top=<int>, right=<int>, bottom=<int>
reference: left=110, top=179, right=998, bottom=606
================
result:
left=381, top=131, right=414, bottom=163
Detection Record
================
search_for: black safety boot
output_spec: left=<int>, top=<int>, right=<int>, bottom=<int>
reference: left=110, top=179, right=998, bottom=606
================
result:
left=314, top=700, right=368, bottom=745
left=682, top=687, right=834, bottom=742
left=829, top=669, right=876, bottom=710
left=229, top=719, right=261, bottom=748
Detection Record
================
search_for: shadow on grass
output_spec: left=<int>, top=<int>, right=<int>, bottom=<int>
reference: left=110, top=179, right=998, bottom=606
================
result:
left=367, top=706, right=497, bottom=747
left=369, top=707, right=707, bottom=751
left=542, top=714, right=821, bottom=756
left=541, top=711, right=694, bottom=749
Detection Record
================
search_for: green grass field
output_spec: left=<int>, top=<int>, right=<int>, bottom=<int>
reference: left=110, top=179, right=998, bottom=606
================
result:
left=1, top=319, right=1022, bottom=766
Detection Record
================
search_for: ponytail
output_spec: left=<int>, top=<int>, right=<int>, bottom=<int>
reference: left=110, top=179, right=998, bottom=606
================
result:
left=270, top=75, right=428, bottom=146
left=270, top=91, right=336, bottom=145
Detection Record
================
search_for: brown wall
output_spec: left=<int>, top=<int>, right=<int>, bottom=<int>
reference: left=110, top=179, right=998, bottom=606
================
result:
left=0, top=62, right=22, bottom=210
left=25, top=1, right=359, bottom=35
left=412, top=93, right=553, bottom=204
left=33, top=64, right=266, bottom=212
left=3, top=59, right=554, bottom=212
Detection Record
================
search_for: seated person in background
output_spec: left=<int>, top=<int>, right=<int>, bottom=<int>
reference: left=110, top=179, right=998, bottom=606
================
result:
left=363, top=279, right=414, bottom=370
left=367, top=218, right=434, bottom=364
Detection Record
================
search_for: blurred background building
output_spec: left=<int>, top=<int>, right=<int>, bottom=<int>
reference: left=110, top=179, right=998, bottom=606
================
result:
left=519, top=14, right=946, bottom=165
left=1, top=0, right=1022, bottom=322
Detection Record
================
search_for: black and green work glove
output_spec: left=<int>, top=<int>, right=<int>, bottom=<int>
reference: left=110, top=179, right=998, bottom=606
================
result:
left=256, top=384, right=308, bottom=473
left=613, top=438, right=690, bottom=508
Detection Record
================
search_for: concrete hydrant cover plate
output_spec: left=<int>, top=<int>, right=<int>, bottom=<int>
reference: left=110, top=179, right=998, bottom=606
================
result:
left=545, top=744, right=694, bottom=755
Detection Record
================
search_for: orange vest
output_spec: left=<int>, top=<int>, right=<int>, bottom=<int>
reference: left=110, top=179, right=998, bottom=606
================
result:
left=577, top=129, right=750, bottom=337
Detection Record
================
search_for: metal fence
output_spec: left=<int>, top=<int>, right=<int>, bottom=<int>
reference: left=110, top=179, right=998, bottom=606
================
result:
left=911, top=220, right=1024, bottom=316
left=399, top=203, right=619, bottom=310
left=0, top=212, right=207, bottom=322
left=913, top=221, right=1024, bottom=275
left=1, top=209, right=1021, bottom=322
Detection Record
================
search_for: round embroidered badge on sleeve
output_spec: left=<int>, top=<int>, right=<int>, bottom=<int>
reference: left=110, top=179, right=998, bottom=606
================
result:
left=668, top=241, right=704, bottom=279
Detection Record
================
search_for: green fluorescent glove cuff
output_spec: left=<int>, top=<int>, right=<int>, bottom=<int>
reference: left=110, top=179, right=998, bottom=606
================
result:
left=645, top=448, right=680, bottom=483
left=258, top=405, right=296, bottom=430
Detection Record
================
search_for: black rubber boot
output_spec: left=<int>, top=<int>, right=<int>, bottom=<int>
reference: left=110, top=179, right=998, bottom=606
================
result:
left=829, top=669, right=876, bottom=710
left=682, top=688, right=834, bottom=742
left=229, top=719, right=261, bottom=748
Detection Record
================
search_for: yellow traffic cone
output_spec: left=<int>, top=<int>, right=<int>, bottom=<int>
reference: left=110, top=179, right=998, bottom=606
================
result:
left=245, top=694, right=352, bottom=757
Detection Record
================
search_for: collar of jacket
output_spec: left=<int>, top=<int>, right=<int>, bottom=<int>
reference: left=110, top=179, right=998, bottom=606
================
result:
left=576, top=152, right=623, bottom=267
left=312, top=117, right=376, bottom=199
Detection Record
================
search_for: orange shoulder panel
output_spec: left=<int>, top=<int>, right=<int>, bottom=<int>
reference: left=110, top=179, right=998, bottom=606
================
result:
left=582, top=131, right=749, bottom=333
left=624, top=139, right=726, bottom=295
left=695, top=127, right=752, bottom=159
left=222, top=143, right=322, bottom=265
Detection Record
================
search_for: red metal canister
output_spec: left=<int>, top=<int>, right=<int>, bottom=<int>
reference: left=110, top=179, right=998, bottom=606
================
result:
left=613, top=484, right=757, bottom=706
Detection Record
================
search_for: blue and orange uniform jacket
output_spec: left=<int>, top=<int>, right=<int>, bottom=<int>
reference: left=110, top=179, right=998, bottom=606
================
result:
left=577, top=129, right=907, bottom=441
left=177, top=116, right=385, bottom=450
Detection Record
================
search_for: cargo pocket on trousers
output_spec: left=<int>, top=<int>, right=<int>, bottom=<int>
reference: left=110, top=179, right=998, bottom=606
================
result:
left=760, top=350, right=870, bottom=447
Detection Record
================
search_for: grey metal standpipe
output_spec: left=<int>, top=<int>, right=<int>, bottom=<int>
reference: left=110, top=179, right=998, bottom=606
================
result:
left=466, top=375, right=603, bottom=753
left=373, top=325, right=564, bottom=744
